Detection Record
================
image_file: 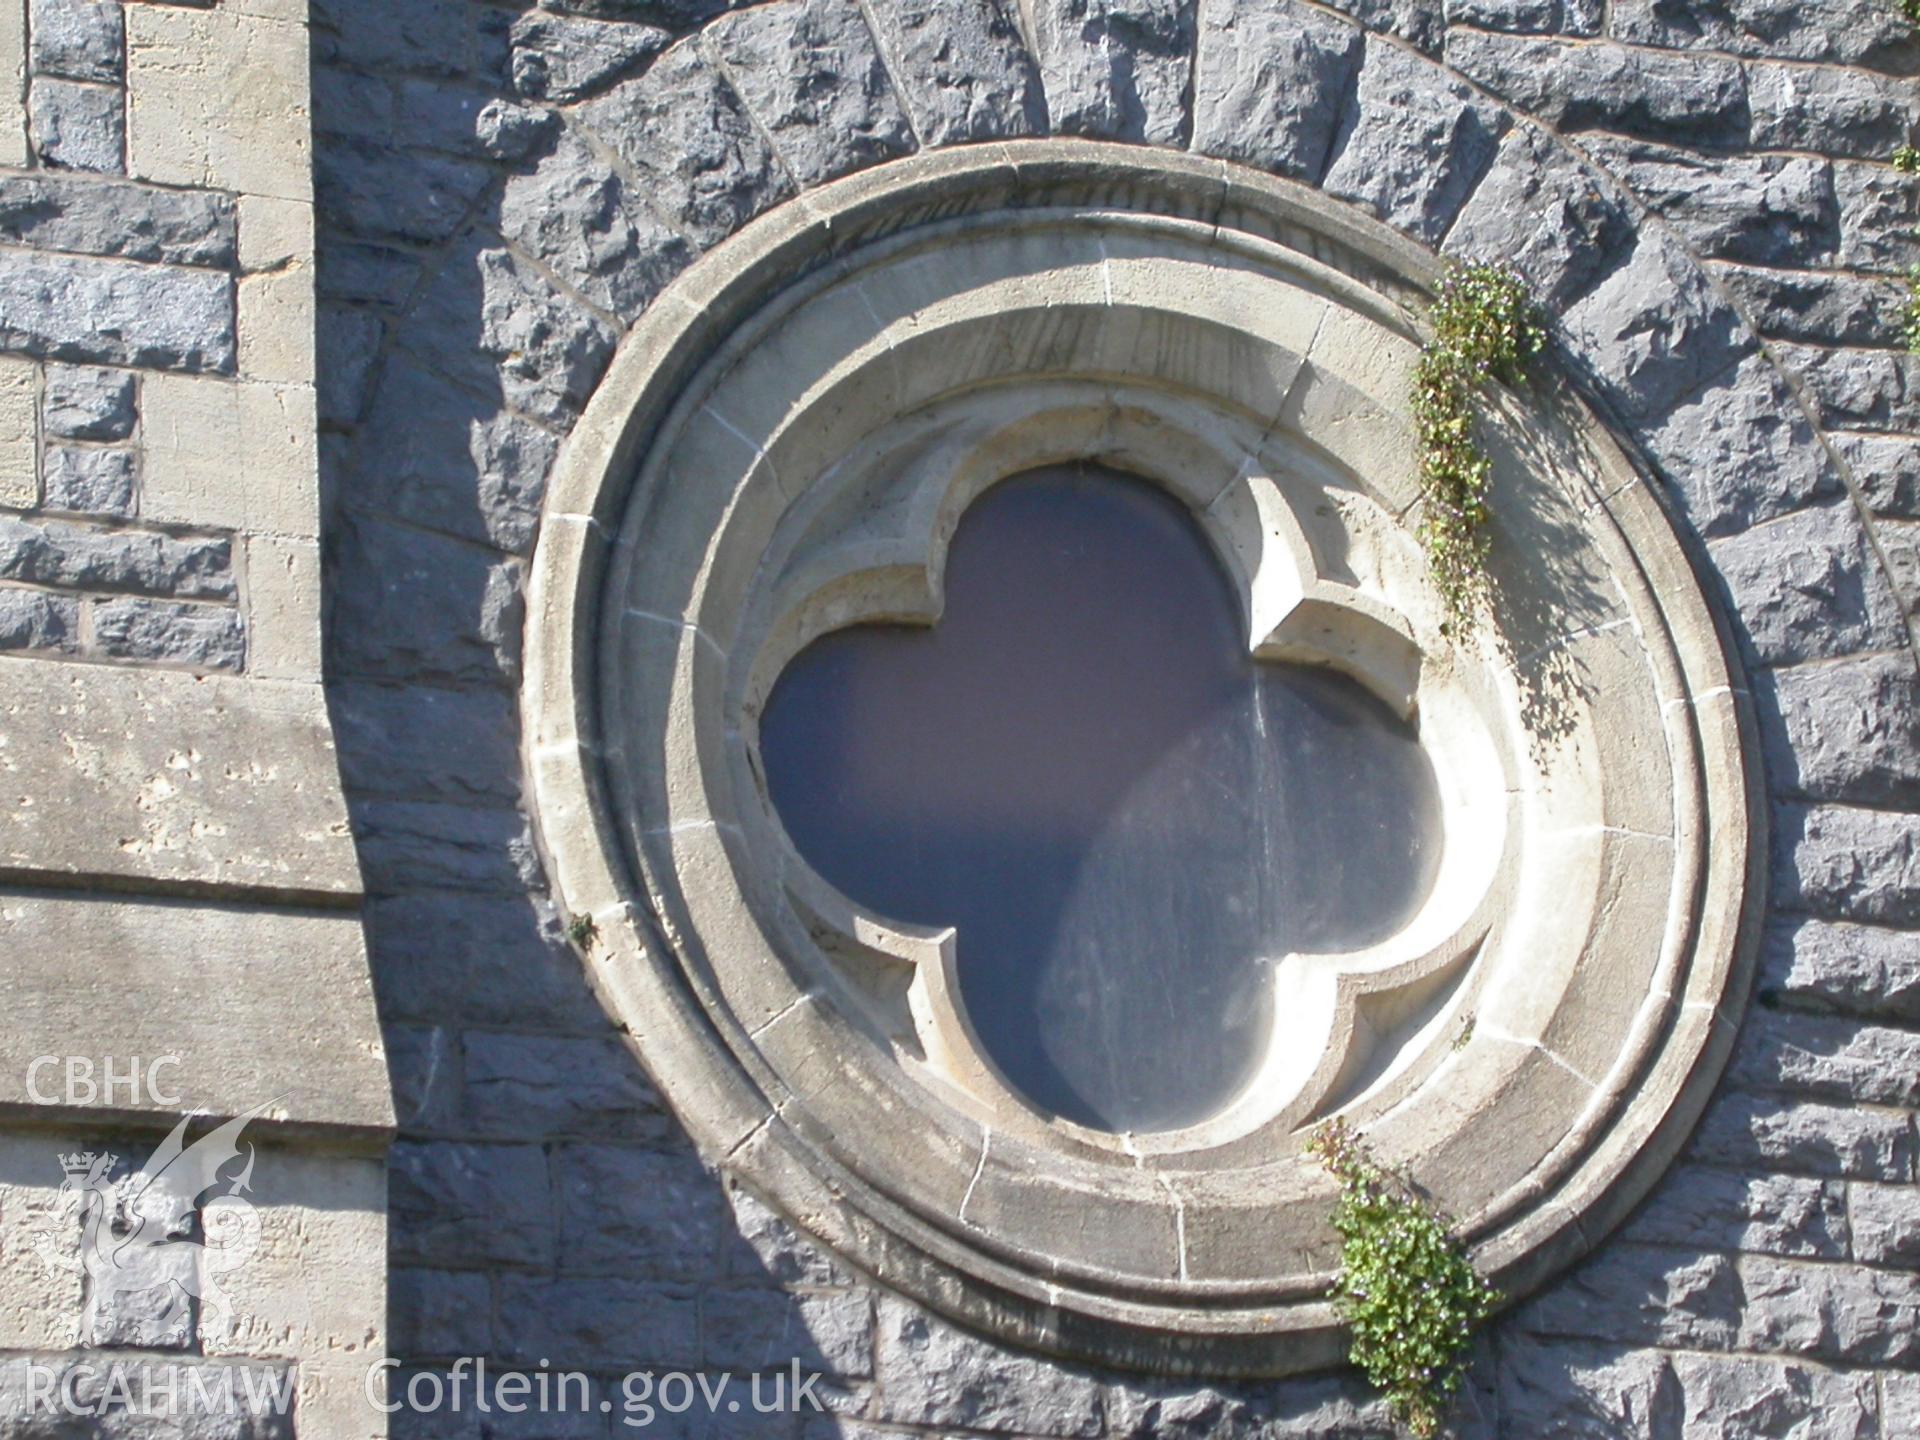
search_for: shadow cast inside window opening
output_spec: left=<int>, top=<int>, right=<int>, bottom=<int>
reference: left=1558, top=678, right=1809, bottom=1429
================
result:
left=758, top=463, right=1444, bottom=1134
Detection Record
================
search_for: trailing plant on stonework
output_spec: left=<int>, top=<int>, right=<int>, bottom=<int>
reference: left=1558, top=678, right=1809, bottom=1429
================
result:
left=1413, top=262, right=1546, bottom=631
left=1895, top=147, right=1920, bottom=353
left=1308, top=1119, right=1500, bottom=1439
left=566, top=912, right=599, bottom=952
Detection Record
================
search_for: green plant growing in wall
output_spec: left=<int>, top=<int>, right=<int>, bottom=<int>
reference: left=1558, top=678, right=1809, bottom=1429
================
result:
left=566, top=912, right=599, bottom=952
left=1413, top=262, right=1546, bottom=632
left=1309, top=1118, right=1501, bottom=1439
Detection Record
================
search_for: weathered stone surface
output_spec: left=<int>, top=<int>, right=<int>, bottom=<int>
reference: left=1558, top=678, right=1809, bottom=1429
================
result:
left=1445, top=124, right=1633, bottom=310
left=1765, top=653, right=1920, bottom=807
left=41, top=363, right=134, bottom=440
left=28, top=0, right=121, bottom=83
left=385, top=1023, right=460, bottom=1132
left=1852, top=1183, right=1920, bottom=1266
left=316, top=302, right=382, bottom=427
left=1515, top=1246, right=1742, bottom=1350
left=318, top=238, right=422, bottom=310
left=364, top=891, right=608, bottom=1031
left=332, top=681, right=520, bottom=804
left=1689, top=1090, right=1915, bottom=1181
left=1670, top=1352, right=1879, bottom=1439
left=1706, top=501, right=1906, bottom=664
left=1638, top=354, right=1841, bottom=538
left=463, top=1033, right=662, bottom=1137
left=1722, top=265, right=1906, bottom=348
left=1444, top=30, right=1748, bottom=144
left=1882, top=516, right=1920, bottom=617
left=1832, top=160, right=1915, bottom=273
left=0, top=515, right=231, bottom=598
left=0, top=895, right=386, bottom=1132
left=511, top=10, right=668, bottom=102
left=863, top=0, right=1044, bottom=145
left=1778, top=343, right=1920, bottom=432
left=330, top=516, right=523, bottom=683
left=315, top=136, right=492, bottom=247
left=353, top=800, right=543, bottom=895
left=1748, top=62, right=1915, bottom=159
left=0, top=587, right=77, bottom=653
left=1737, top=1255, right=1920, bottom=1365
left=1025, top=0, right=1195, bottom=146
left=1834, top=433, right=1920, bottom=518
left=704, top=1287, right=873, bottom=1377
left=1112, top=1376, right=1399, bottom=1439
left=474, top=98, right=557, bottom=161
left=1582, top=137, right=1835, bottom=267
left=1495, top=1338, right=1678, bottom=1438
left=1612, top=0, right=1918, bottom=68
left=401, top=238, right=616, bottom=429
left=1561, top=228, right=1752, bottom=421
left=1444, top=0, right=1601, bottom=34
left=872, top=1297, right=1105, bottom=1435
left=1761, top=916, right=1920, bottom=1024
left=1731, top=1007, right=1920, bottom=1107
left=500, top=127, right=692, bottom=324
left=30, top=76, right=122, bottom=173
left=41, top=444, right=133, bottom=515
left=724, top=1184, right=851, bottom=1287
left=354, top=353, right=556, bottom=555
left=1322, top=37, right=1508, bottom=245
left=0, top=251, right=234, bottom=372
left=538, top=0, right=741, bottom=24
left=579, top=40, right=795, bottom=251
left=1775, top=802, right=1920, bottom=926
left=496, top=1276, right=700, bottom=1369
left=707, top=0, right=915, bottom=188
left=390, top=1141, right=554, bottom=1269
left=555, top=1144, right=729, bottom=1276
left=1191, top=0, right=1362, bottom=183
left=313, top=0, right=501, bottom=81
left=1314, top=0, right=1442, bottom=52
left=1621, top=1166, right=1848, bottom=1258
left=91, top=596, right=244, bottom=670
left=389, top=1267, right=491, bottom=1359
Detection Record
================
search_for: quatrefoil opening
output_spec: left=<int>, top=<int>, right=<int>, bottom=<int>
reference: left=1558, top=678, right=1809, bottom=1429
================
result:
left=759, top=462, right=1445, bottom=1134
left=732, top=386, right=1511, bottom=1151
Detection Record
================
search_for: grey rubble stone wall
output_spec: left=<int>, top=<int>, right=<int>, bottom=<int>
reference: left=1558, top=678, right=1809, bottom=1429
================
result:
left=0, top=0, right=255, bottom=672
left=313, top=0, right=1920, bottom=1434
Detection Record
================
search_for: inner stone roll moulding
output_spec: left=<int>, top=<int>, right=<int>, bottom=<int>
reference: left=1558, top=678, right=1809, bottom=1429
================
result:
left=523, top=144, right=1762, bottom=1376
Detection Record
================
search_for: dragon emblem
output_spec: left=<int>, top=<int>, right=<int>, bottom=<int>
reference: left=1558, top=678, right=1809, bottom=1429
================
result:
left=35, top=1099, right=277, bottom=1344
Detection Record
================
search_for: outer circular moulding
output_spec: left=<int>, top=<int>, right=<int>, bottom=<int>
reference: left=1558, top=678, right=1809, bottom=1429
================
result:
left=522, top=141, right=1764, bottom=1377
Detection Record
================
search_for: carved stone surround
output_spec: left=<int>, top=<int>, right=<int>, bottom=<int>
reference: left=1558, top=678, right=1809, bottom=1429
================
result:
left=525, top=143, right=1761, bottom=1375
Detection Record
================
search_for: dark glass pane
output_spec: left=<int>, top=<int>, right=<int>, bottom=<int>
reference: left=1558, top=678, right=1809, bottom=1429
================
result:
left=760, top=464, right=1442, bottom=1133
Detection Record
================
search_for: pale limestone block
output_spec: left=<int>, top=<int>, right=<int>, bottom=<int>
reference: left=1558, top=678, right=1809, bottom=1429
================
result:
left=0, top=0, right=23, bottom=169
left=0, top=658, right=361, bottom=898
left=0, top=356, right=36, bottom=508
left=0, top=1133, right=87, bottom=1349
left=202, top=1150, right=387, bottom=1440
left=238, top=194, right=314, bottom=274
left=126, top=6, right=311, bottom=202
left=0, top=891, right=391, bottom=1130
left=244, top=533, right=322, bottom=680
left=143, top=373, right=319, bottom=537
left=238, top=264, right=316, bottom=384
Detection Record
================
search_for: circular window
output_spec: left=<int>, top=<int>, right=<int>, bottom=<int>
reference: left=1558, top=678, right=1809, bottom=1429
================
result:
left=524, top=143, right=1759, bottom=1375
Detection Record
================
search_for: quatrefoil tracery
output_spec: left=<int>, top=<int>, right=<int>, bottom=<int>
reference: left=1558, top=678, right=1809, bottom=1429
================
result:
left=735, top=386, right=1511, bottom=1151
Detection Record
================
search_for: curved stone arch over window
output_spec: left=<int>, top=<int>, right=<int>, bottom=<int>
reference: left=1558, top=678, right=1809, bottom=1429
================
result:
left=524, top=143, right=1762, bottom=1375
